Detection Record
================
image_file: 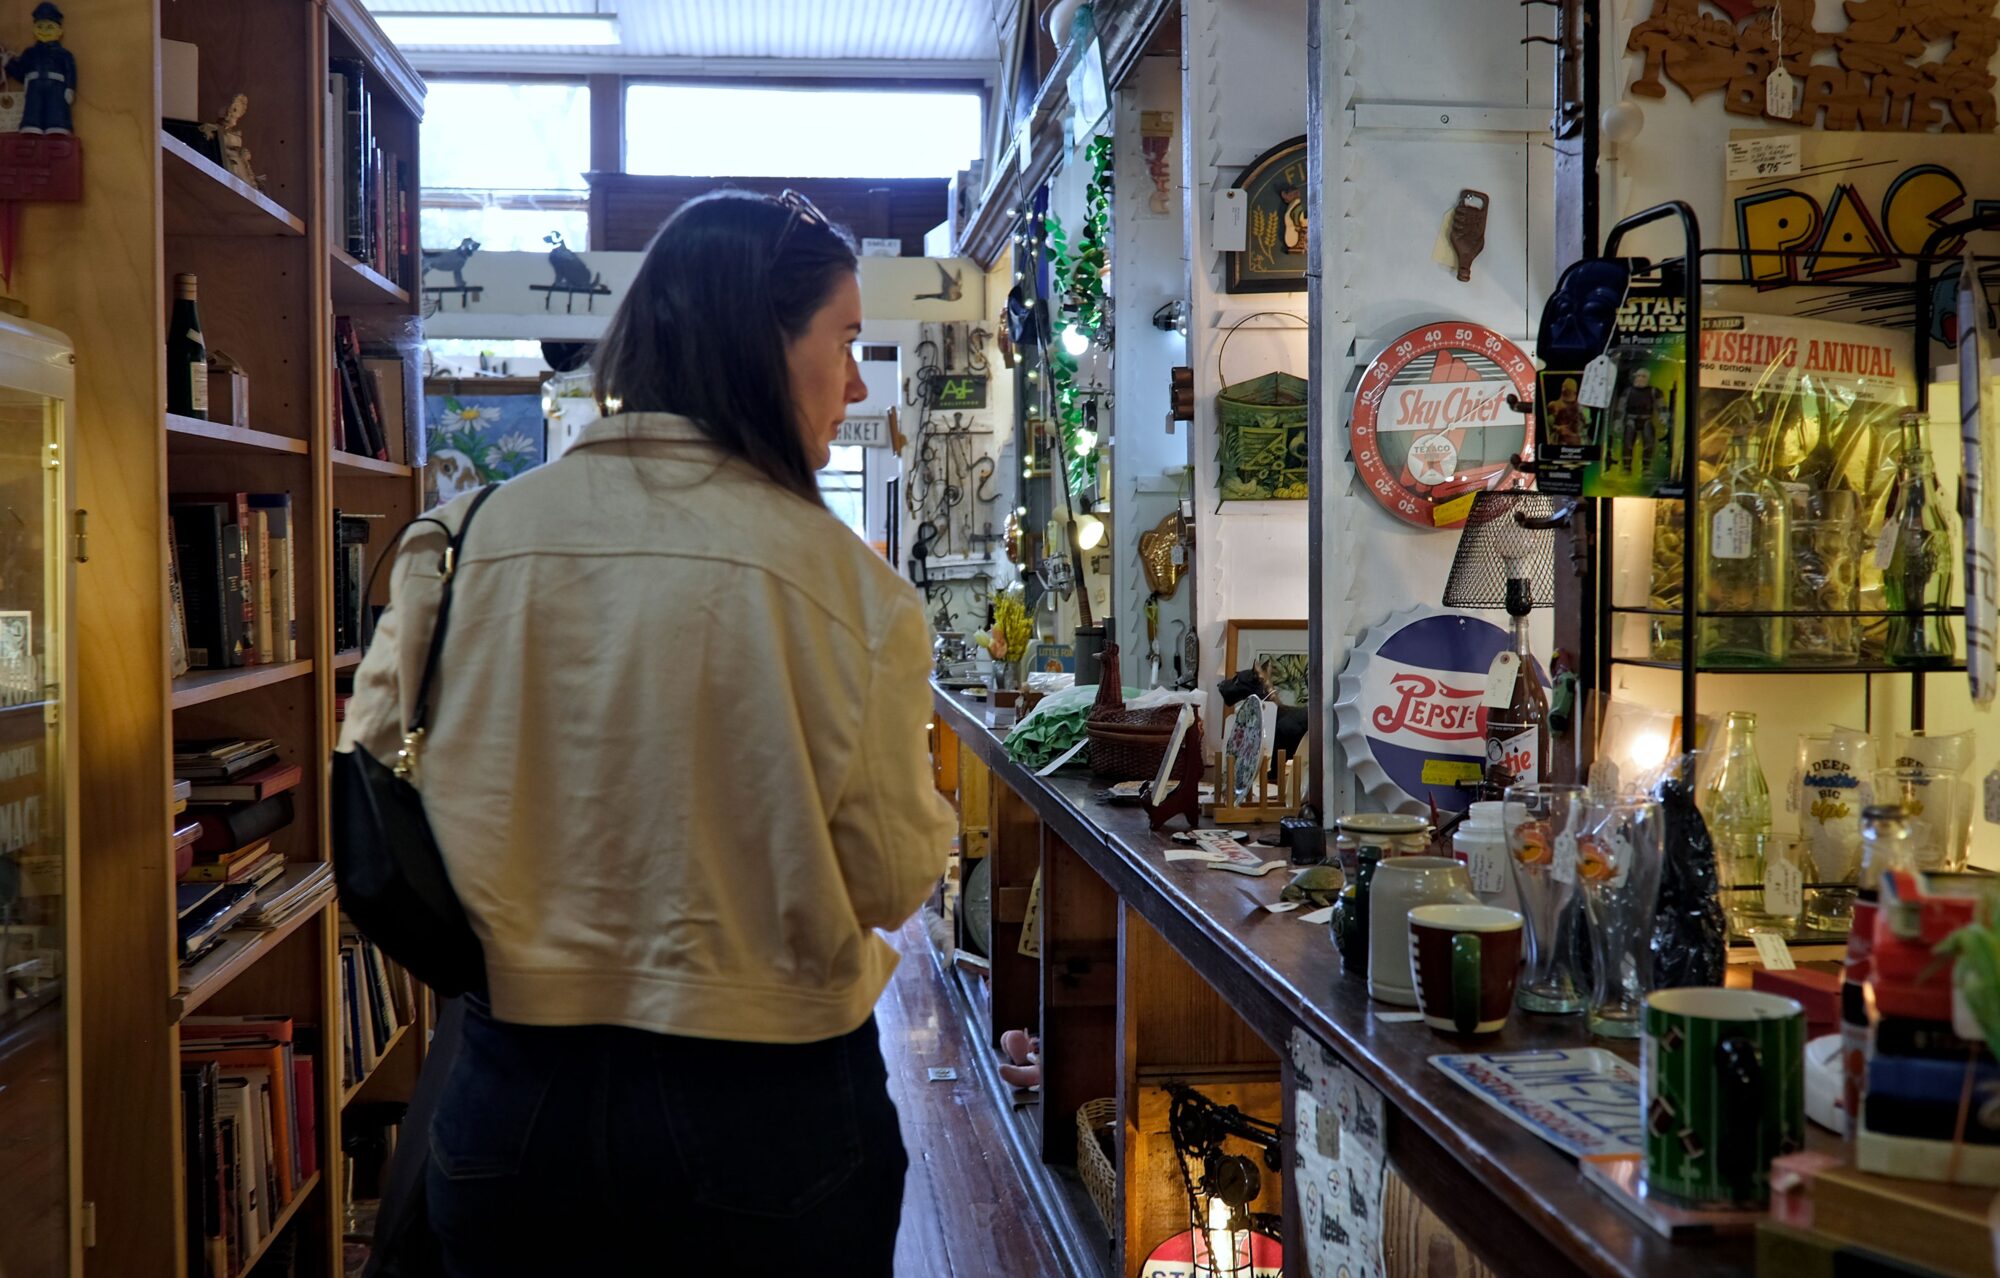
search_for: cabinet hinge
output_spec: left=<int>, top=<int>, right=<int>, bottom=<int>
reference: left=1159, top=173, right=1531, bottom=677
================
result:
left=81, top=1200, right=96, bottom=1247
left=72, top=508, right=86, bottom=563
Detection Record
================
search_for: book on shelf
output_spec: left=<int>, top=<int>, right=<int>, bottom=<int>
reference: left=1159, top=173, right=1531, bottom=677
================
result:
left=180, top=1061, right=228, bottom=1278
left=169, top=495, right=297, bottom=672
left=331, top=512, right=374, bottom=651
left=240, top=862, right=333, bottom=931
left=360, top=356, right=409, bottom=465
left=167, top=514, right=191, bottom=678
left=189, top=791, right=295, bottom=856
left=327, top=56, right=412, bottom=289
left=174, top=736, right=277, bottom=780
left=179, top=1017, right=318, bottom=1274
left=333, top=317, right=388, bottom=460
left=169, top=502, right=227, bottom=670
left=177, top=881, right=257, bottom=962
left=187, top=761, right=303, bottom=804
left=247, top=494, right=297, bottom=662
left=179, top=838, right=274, bottom=884
left=337, top=928, right=413, bottom=1090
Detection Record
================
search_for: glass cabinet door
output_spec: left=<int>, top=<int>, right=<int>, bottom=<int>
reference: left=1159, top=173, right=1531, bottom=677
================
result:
left=0, top=349, right=74, bottom=1278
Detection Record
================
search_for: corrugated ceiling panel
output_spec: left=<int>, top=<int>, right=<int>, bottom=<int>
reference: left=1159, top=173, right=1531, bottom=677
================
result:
left=365, top=0, right=998, bottom=60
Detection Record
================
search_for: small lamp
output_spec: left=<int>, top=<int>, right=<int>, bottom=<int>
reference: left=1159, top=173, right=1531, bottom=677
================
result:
left=1165, top=1082, right=1283, bottom=1277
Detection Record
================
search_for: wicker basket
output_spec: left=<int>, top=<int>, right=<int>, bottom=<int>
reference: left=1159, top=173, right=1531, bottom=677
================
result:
left=1075, top=1098, right=1118, bottom=1236
left=1085, top=711, right=1181, bottom=780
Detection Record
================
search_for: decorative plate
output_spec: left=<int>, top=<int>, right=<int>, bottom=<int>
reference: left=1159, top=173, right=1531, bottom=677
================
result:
left=1429, top=1047, right=1644, bottom=1159
left=1348, top=322, right=1538, bottom=529
left=1225, top=695, right=1264, bottom=803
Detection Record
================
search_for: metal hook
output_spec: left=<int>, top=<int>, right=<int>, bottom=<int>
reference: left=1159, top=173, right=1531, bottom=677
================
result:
left=972, top=456, right=998, bottom=504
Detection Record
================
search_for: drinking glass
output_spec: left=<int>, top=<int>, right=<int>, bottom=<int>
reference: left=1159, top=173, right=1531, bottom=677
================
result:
left=1791, top=729, right=1874, bottom=934
left=1577, top=798, right=1665, bottom=1039
left=1872, top=766, right=1963, bottom=871
left=1890, top=730, right=1975, bottom=870
left=1503, top=784, right=1589, bottom=1015
left=1785, top=490, right=1860, bottom=663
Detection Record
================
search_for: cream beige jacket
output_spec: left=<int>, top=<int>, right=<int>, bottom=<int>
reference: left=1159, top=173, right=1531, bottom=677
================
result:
left=337, top=412, right=953, bottom=1043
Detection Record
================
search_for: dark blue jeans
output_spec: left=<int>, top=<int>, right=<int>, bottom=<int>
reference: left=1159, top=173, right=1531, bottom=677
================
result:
left=426, top=1001, right=908, bottom=1276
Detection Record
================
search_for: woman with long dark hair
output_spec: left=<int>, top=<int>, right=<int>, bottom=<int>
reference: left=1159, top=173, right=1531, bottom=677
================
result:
left=338, top=191, right=952, bottom=1274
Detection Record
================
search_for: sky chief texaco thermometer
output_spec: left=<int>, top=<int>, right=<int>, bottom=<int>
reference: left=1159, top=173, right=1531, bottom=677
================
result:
left=1349, top=322, right=1537, bottom=529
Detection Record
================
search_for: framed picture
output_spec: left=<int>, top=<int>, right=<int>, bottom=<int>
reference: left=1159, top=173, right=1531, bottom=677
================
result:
left=422, top=377, right=550, bottom=509
left=1225, top=135, right=1308, bottom=294
left=1224, top=619, right=1309, bottom=707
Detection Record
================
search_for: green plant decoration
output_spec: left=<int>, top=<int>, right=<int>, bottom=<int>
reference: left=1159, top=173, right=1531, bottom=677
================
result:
left=1937, top=894, right=2000, bottom=1055
left=1044, top=134, right=1115, bottom=497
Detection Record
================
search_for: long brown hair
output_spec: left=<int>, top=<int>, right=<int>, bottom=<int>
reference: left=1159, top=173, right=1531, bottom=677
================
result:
left=592, top=191, right=858, bottom=505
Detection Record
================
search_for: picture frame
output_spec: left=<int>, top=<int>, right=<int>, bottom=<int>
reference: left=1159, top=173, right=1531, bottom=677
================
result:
left=1225, top=135, right=1309, bottom=294
left=1223, top=619, right=1310, bottom=707
left=422, top=376, right=551, bottom=509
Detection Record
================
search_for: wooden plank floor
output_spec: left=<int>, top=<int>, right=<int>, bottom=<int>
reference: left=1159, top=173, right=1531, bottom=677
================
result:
left=879, top=915, right=1064, bottom=1278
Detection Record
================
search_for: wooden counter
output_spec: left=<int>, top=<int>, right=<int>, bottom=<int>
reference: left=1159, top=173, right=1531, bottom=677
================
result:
left=933, top=684, right=1762, bottom=1278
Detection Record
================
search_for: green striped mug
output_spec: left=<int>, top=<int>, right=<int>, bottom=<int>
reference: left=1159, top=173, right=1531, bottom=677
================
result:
left=1642, top=988, right=1805, bottom=1207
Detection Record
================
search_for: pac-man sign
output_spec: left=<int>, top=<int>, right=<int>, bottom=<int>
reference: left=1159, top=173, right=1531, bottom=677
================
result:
left=1726, top=133, right=2000, bottom=341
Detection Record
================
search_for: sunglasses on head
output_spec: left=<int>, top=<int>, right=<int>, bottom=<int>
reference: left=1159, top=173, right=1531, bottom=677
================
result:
left=773, top=189, right=829, bottom=255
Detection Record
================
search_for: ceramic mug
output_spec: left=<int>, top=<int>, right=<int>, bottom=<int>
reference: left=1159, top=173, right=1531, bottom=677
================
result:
left=1642, top=988, right=1806, bottom=1207
left=1407, top=904, right=1523, bottom=1035
left=1367, top=856, right=1476, bottom=1006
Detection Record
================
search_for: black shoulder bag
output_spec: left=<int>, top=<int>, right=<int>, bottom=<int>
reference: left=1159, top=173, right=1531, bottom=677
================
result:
left=331, top=484, right=500, bottom=998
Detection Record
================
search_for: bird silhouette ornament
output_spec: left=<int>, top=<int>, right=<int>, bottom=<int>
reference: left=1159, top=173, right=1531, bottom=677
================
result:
left=914, top=262, right=964, bottom=303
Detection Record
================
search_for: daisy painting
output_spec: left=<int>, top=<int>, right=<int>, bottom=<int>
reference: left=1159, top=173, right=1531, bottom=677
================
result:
left=423, top=390, right=548, bottom=507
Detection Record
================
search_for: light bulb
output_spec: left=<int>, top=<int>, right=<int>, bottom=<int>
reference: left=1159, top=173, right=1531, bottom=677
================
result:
left=1061, top=324, right=1091, bottom=356
left=1016, top=505, right=1028, bottom=517
left=1075, top=430, right=1098, bottom=454
left=1076, top=514, right=1105, bottom=550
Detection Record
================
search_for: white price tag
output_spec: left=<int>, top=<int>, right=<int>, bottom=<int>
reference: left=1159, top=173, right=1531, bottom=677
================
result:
left=1577, top=353, right=1619, bottom=410
left=1765, top=857, right=1804, bottom=919
left=1753, top=932, right=1797, bottom=970
left=1483, top=651, right=1520, bottom=708
left=1874, top=521, right=1899, bottom=570
left=1299, top=905, right=1336, bottom=925
left=1711, top=503, right=1754, bottom=560
left=1469, top=840, right=1508, bottom=895
left=1552, top=829, right=1579, bottom=884
left=1986, top=766, right=2000, bottom=824
left=1767, top=66, right=1800, bottom=119
left=1605, top=828, right=1635, bottom=890
left=1263, top=899, right=1303, bottom=914
left=1725, top=134, right=1802, bottom=182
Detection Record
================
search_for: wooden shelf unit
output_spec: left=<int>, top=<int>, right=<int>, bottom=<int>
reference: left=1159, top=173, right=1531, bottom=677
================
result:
left=332, top=450, right=413, bottom=479
left=44, top=1, right=429, bottom=1274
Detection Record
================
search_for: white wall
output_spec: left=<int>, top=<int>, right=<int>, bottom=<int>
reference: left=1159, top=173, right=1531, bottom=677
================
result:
left=1314, top=0, right=1557, bottom=811
left=1186, top=0, right=1313, bottom=731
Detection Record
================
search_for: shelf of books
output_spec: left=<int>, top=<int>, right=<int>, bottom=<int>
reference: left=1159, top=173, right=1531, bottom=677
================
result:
left=37, top=0, right=431, bottom=1273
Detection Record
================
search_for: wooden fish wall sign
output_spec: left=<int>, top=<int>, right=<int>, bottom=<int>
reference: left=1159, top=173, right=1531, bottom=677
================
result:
left=1627, top=0, right=2000, bottom=132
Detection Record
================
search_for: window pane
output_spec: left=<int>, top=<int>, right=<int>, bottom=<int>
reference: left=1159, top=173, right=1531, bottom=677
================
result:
left=422, top=81, right=591, bottom=193
left=420, top=204, right=589, bottom=254
left=625, top=84, right=981, bottom=179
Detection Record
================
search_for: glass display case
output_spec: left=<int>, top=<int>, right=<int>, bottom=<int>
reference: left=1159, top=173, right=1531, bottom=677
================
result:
left=0, top=316, right=78, bottom=1278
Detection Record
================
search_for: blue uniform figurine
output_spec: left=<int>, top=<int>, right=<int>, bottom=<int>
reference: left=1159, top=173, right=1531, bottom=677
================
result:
left=9, top=4, right=72, bottom=135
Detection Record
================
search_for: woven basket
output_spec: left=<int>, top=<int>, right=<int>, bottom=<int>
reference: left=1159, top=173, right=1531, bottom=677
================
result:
left=1075, top=1098, right=1118, bottom=1235
left=1086, top=712, right=1179, bottom=780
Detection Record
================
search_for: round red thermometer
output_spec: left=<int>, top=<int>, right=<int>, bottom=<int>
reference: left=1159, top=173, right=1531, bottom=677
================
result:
left=1348, top=321, right=1537, bottom=529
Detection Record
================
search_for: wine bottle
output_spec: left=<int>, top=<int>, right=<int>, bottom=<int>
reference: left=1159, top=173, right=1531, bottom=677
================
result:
left=167, top=273, right=209, bottom=420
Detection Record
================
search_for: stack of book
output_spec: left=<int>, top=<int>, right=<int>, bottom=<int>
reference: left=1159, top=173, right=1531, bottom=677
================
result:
left=338, top=924, right=415, bottom=1091
left=179, top=1015, right=320, bottom=1277
left=173, top=739, right=313, bottom=966
left=241, top=862, right=333, bottom=932
left=326, top=57, right=413, bottom=290
left=169, top=493, right=298, bottom=675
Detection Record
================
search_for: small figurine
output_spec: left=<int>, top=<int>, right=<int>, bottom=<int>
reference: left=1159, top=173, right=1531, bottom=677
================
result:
left=200, top=94, right=262, bottom=188
left=8, top=3, right=72, bottom=136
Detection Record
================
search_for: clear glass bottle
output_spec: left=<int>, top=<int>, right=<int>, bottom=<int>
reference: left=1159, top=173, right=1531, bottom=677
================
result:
left=1858, top=804, right=1917, bottom=892
left=1702, top=711, right=1790, bottom=937
left=1483, top=570, right=1549, bottom=797
left=1696, top=424, right=1788, bottom=666
left=1879, top=411, right=1956, bottom=667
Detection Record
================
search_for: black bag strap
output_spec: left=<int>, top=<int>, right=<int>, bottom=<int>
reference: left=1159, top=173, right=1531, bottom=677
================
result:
left=399, top=483, right=501, bottom=739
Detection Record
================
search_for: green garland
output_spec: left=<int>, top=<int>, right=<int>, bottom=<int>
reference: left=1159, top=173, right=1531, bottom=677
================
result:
left=1044, top=134, right=1115, bottom=496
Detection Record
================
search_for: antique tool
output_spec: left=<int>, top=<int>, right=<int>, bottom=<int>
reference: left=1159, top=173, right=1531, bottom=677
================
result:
left=1145, top=594, right=1162, bottom=688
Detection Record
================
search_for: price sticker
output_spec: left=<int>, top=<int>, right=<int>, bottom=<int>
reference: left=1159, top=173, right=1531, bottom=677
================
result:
left=1767, top=66, right=1800, bottom=119
left=1711, top=503, right=1754, bottom=560
left=1469, top=840, right=1508, bottom=895
left=1577, top=354, right=1619, bottom=410
left=1725, top=134, right=1802, bottom=182
left=1765, top=857, right=1804, bottom=919
left=1986, top=766, right=2000, bottom=824
left=1875, top=522, right=1900, bottom=570
left=1484, top=651, right=1520, bottom=708
left=1753, top=933, right=1797, bottom=971
left=1552, top=829, right=1580, bottom=884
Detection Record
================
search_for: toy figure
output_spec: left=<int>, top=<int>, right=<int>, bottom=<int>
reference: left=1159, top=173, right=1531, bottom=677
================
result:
left=1547, top=376, right=1585, bottom=446
left=200, top=94, right=261, bottom=188
left=1614, top=367, right=1668, bottom=473
left=8, top=3, right=72, bottom=136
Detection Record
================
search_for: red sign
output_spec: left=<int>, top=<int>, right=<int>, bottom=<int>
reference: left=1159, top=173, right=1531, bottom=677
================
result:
left=1348, top=322, right=1537, bottom=529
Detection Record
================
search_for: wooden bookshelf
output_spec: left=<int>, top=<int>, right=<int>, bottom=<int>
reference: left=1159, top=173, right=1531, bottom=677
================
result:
left=43, top=1, right=429, bottom=1273
left=332, top=649, right=362, bottom=671
left=166, top=413, right=311, bottom=456
left=238, top=1172, right=326, bottom=1277
left=340, top=1021, right=414, bottom=1109
left=170, top=661, right=316, bottom=710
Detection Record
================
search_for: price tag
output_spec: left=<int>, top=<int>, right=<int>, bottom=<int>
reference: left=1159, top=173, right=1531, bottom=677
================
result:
left=1767, top=65, right=1800, bottom=119
left=1263, top=899, right=1303, bottom=914
left=1874, top=522, right=1899, bottom=570
left=1577, top=353, right=1619, bottom=410
left=1711, top=503, right=1753, bottom=560
left=1605, top=828, right=1635, bottom=890
left=1986, top=766, right=2000, bottom=823
left=1725, top=134, right=1802, bottom=182
left=1552, top=829, right=1580, bottom=884
left=1432, top=492, right=1477, bottom=527
left=1753, top=933, right=1797, bottom=971
left=1299, top=905, right=1336, bottom=925
left=1484, top=651, right=1520, bottom=708
left=1469, top=839, right=1508, bottom=895
left=1765, top=857, right=1804, bottom=918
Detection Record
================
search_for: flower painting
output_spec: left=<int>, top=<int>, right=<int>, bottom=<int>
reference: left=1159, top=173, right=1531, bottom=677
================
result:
left=423, top=390, right=548, bottom=508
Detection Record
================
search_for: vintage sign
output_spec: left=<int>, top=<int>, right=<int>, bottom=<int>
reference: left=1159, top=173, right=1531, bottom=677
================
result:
left=834, top=415, right=891, bottom=448
left=1333, top=606, right=1540, bottom=815
left=1724, top=131, right=2000, bottom=341
left=1139, top=1229, right=1283, bottom=1278
left=1348, top=322, right=1537, bottom=529
left=1627, top=0, right=2000, bottom=133
left=1226, top=135, right=1308, bottom=294
left=925, top=373, right=989, bottom=411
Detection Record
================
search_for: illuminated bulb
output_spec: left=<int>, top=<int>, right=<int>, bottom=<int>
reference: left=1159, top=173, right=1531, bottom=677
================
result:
left=1200, top=1197, right=1240, bottom=1278
left=1075, top=429, right=1098, bottom=454
left=1024, top=466, right=1035, bottom=477
left=1075, top=514, right=1105, bottom=550
left=1027, top=370, right=1040, bottom=383
left=1629, top=731, right=1670, bottom=772
left=1060, top=323, right=1090, bottom=356
left=1015, top=505, right=1028, bottom=517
